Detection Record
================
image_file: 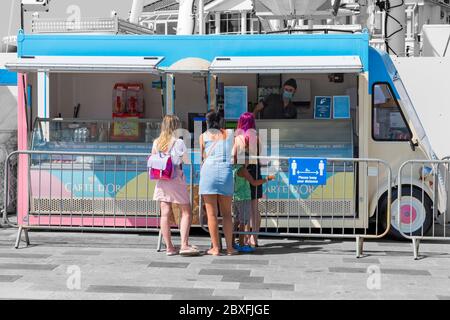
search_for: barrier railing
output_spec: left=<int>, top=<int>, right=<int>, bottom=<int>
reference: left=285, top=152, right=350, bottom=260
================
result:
left=199, top=156, right=392, bottom=258
left=4, top=150, right=396, bottom=257
left=31, top=17, right=154, bottom=35
left=3, top=150, right=195, bottom=249
left=398, top=158, right=450, bottom=259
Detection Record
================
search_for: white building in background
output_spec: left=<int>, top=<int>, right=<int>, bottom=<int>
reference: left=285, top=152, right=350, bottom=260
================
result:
left=139, top=0, right=355, bottom=35
left=139, top=0, right=450, bottom=57
left=3, top=0, right=449, bottom=56
left=370, top=0, right=450, bottom=56
left=139, top=0, right=262, bottom=35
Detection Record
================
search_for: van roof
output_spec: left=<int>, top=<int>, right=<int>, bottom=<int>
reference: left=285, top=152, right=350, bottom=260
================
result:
left=16, top=31, right=370, bottom=72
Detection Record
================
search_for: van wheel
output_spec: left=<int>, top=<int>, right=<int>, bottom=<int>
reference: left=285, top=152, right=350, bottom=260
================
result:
left=379, top=187, right=433, bottom=240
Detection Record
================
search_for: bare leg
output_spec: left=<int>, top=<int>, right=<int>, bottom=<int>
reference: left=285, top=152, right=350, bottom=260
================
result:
left=250, top=199, right=261, bottom=246
left=239, top=223, right=245, bottom=247
left=160, top=202, right=176, bottom=252
left=203, top=195, right=221, bottom=255
left=244, top=223, right=251, bottom=246
left=179, top=204, right=192, bottom=250
left=218, top=195, right=237, bottom=255
left=233, top=220, right=239, bottom=246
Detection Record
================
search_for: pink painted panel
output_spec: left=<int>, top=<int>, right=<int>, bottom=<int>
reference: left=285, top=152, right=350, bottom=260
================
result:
left=30, top=170, right=73, bottom=198
left=17, top=73, right=29, bottom=226
left=27, top=215, right=161, bottom=228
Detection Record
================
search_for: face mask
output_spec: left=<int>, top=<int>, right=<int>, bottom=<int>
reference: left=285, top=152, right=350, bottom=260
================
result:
left=283, top=90, right=294, bottom=100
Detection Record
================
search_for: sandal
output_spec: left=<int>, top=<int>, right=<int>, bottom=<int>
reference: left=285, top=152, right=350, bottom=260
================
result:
left=179, top=246, right=201, bottom=256
left=205, top=249, right=221, bottom=256
left=249, top=241, right=259, bottom=248
left=166, top=249, right=179, bottom=256
left=238, top=245, right=255, bottom=253
left=226, top=249, right=239, bottom=256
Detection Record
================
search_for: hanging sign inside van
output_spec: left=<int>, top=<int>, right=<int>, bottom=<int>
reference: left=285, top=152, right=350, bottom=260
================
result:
left=224, top=86, right=248, bottom=120
left=314, top=96, right=332, bottom=119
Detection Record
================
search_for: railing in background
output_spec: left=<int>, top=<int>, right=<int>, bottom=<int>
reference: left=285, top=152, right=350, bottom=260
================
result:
left=31, top=17, right=154, bottom=35
left=397, top=158, right=450, bottom=259
left=0, top=130, right=18, bottom=227
left=369, top=38, right=386, bottom=51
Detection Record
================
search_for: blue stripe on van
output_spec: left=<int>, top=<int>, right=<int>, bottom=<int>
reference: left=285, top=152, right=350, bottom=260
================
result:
left=17, top=33, right=370, bottom=72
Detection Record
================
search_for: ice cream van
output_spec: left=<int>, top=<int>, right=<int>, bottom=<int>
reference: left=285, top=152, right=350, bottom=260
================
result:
left=5, top=30, right=447, bottom=239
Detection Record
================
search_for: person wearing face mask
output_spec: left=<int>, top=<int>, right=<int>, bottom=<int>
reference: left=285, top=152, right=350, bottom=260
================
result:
left=253, top=78, right=298, bottom=119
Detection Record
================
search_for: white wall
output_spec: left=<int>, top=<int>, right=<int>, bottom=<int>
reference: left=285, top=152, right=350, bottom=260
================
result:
left=392, top=56, right=450, bottom=159
left=50, top=73, right=163, bottom=120
left=174, top=73, right=209, bottom=127
left=218, top=73, right=258, bottom=102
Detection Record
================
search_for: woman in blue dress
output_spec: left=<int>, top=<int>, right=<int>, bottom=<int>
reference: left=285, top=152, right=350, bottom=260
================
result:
left=199, top=111, right=237, bottom=256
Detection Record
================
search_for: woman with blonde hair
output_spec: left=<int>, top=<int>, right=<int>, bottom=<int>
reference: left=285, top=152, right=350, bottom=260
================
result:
left=152, top=115, right=199, bottom=256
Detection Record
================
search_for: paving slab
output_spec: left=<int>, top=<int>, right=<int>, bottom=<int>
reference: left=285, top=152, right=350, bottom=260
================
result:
left=0, top=263, right=59, bottom=270
left=0, top=275, right=23, bottom=282
left=198, top=269, right=251, bottom=276
left=0, top=228, right=449, bottom=300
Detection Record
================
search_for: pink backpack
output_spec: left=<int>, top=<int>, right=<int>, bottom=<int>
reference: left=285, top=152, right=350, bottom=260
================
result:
left=147, top=142, right=176, bottom=180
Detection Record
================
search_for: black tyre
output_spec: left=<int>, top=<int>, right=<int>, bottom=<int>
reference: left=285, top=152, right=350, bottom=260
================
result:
left=378, top=186, right=433, bottom=240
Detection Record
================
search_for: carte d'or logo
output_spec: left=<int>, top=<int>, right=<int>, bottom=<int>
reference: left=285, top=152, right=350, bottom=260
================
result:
left=64, top=176, right=121, bottom=194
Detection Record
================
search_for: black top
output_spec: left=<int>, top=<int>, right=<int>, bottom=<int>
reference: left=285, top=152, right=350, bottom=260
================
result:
left=261, top=94, right=297, bottom=119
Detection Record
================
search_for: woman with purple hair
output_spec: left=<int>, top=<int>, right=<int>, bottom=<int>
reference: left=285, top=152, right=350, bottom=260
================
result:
left=234, top=112, right=263, bottom=248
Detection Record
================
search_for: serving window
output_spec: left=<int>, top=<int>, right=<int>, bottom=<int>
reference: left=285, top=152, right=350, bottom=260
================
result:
left=372, top=82, right=412, bottom=142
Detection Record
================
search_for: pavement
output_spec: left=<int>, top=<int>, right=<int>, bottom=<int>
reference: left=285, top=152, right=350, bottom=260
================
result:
left=0, top=226, right=450, bottom=300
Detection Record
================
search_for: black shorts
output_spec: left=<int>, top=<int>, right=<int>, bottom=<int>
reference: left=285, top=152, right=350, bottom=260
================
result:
left=247, top=164, right=263, bottom=200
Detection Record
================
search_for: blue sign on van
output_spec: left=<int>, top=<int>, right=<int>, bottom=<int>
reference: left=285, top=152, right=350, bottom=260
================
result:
left=314, top=96, right=332, bottom=119
left=289, top=158, right=327, bottom=186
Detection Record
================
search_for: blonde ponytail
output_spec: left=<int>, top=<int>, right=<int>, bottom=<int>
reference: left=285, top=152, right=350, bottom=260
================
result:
left=156, top=115, right=181, bottom=152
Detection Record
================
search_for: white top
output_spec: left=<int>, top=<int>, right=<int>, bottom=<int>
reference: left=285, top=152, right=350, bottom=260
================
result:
left=152, top=138, right=187, bottom=166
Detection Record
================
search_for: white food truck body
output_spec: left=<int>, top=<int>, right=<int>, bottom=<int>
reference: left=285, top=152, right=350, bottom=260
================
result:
left=5, top=31, right=447, bottom=239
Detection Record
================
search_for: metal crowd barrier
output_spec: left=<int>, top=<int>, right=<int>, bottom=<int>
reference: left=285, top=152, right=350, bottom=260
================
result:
left=199, top=156, right=392, bottom=258
left=0, top=131, right=18, bottom=228
left=3, top=150, right=194, bottom=250
left=398, top=157, right=450, bottom=259
left=4, top=150, right=396, bottom=257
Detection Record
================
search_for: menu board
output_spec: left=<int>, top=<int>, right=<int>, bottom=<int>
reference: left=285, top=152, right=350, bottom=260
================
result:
left=314, top=96, right=332, bottom=119
left=224, top=86, right=248, bottom=120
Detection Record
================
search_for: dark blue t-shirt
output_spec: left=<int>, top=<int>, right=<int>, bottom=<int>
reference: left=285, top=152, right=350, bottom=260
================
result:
left=261, top=94, right=297, bottom=119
